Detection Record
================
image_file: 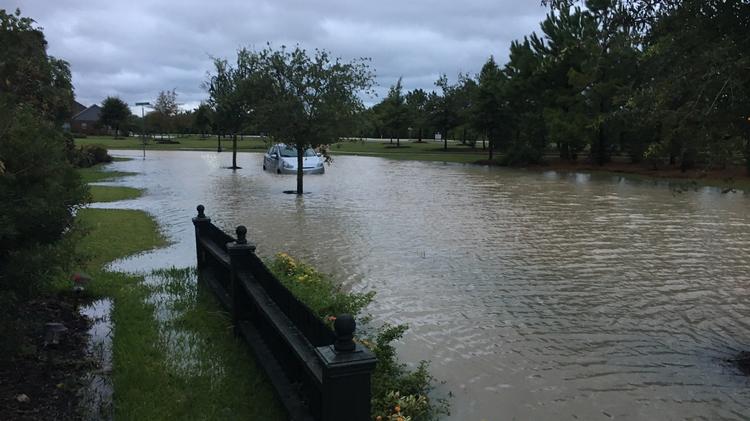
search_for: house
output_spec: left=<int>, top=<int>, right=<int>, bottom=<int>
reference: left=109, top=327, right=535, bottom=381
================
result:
left=70, top=104, right=104, bottom=134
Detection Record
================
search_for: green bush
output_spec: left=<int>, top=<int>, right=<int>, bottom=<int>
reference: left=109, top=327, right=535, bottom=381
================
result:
left=269, top=253, right=449, bottom=421
left=0, top=105, right=88, bottom=294
left=0, top=105, right=89, bottom=354
left=73, top=144, right=113, bottom=168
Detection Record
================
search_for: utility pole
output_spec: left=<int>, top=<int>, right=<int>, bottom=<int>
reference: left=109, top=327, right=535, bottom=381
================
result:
left=135, top=102, right=151, bottom=159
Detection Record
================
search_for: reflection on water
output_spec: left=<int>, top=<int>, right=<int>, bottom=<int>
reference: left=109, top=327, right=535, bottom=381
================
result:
left=97, top=150, right=750, bottom=420
left=79, top=299, right=113, bottom=420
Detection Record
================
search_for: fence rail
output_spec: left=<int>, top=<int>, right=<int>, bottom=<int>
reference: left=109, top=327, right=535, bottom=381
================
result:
left=192, top=205, right=376, bottom=421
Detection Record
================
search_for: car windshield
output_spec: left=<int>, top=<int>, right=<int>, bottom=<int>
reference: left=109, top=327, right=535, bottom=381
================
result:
left=278, top=146, right=317, bottom=157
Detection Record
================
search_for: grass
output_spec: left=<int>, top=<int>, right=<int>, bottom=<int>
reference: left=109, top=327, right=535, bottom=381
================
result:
left=76, top=135, right=489, bottom=164
left=330, top=140, right=489, bottom=164
left=88, top=185, right=142, bottom=202
left=77, top=135, right=269, bottom=151
left=75, top=160, right=284, bottom=420
left=78, top=163, right=136, bottom=183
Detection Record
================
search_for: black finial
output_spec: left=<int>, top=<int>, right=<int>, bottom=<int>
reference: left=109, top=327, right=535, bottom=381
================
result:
left=236, top=225, right=247, bottom=244
left=333, top=314, right=356, bottom=352
left=197, top=204, right=205, bottom=218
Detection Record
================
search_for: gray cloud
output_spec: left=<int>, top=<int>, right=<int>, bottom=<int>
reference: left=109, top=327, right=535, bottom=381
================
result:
left=8, top=0, right=547, bottom=110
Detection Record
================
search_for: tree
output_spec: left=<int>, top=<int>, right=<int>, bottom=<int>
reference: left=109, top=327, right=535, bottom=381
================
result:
left=0, top=9, right=73, bottom=125
left=245, top=45, right=374, bottom=194
left=382, top=77, right=408, bottom=147
left=153, top=89, right=178, bottom=136
left=473, top=56, right=508, bottom=160
left=205, top=51, right=262, bottom=169
left=405, top=88, right=429, bottom=142
left=428, top=75, right=460, bottom=151
left=0, top=9, right=88, bottom=353
left=99, top=96, right=131, bottom=137
left=634, top=0, right=750, bottom=172
left=194, top=103, right=213, bottom=138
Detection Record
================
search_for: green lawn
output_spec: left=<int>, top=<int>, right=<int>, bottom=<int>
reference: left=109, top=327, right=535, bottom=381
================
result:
left=330, top=140, right=491, bottom=163
left=78, top=163, right=136, bottom=183
left=77, top=135, right=269, bottom=151
left=89, top=185, right=142, bottom=202
left=78, top=135, right=491, bottom=164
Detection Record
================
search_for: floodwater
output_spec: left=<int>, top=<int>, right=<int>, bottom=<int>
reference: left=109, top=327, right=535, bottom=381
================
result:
left=95, top=150, right=750, bottom=420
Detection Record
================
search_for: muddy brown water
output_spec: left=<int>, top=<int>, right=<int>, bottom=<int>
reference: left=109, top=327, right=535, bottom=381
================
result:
left=93, top=150, right=750, bottom=420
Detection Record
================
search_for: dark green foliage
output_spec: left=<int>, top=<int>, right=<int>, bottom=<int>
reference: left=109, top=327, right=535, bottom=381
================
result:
left=193, top=103, right=213, bottom=138
left=73, top=144, right=113, bottom=168
left=0, top=9, right=89, bottom=355
left=382, top=77, right=409, bottom=146
left=99, top=96, right=132, bottom=137
left=207, top=45, right=374, bottom=191
left=0, top=9, right=73, bottom=125
left=355, top=1, right=749, bottom=172
left=0, top=105, right=88, bottom=298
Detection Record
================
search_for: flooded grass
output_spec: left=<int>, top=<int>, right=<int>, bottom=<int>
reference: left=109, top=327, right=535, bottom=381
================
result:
left=115, top=267, right=283, bottom=419
left=75, top=169, right=283, bottom=419
left=78, top=163, right=137, bottom=183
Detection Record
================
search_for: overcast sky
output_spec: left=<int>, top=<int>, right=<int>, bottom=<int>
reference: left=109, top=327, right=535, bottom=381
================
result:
left=8, top=1, right=548, bottom=111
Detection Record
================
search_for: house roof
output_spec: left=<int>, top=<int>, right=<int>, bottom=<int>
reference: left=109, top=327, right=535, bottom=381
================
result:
left=72, top=105, right=101, bottom=122
left=72, top=100, right=87, bottom=116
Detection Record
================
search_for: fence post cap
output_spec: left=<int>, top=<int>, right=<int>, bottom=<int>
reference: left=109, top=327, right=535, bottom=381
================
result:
left=193, top=204, right=211, bottom=223
left=236, top=225, right=247, bottom=244
left=334, top=314, right=356, bottom=352
left=228, top=225, right=256, bottom=253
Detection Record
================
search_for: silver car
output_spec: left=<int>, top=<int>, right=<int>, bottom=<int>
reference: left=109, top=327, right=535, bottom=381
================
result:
left=263, top=144, right=325, bottom=174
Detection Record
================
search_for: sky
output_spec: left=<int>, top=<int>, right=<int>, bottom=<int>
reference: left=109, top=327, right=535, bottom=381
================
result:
left=7, top=0, right=548, bottom=111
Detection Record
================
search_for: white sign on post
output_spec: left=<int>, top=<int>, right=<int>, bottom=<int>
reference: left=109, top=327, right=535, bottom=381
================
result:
left=434, top=132, right=442, bottom=141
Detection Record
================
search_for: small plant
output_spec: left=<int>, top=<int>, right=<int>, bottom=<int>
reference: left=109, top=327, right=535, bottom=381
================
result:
left=269, top=253, right=449, bottom=420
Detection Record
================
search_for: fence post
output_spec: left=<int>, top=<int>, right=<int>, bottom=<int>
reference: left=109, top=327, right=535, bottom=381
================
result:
left=191, top=204, right=211, bottom=271
left=315, top=314, right=377, bottom=421
left=227, top=225, right=256, bottom=334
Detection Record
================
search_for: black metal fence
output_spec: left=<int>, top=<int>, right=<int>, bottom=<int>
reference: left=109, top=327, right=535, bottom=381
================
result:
left=192, top=205, right=376, bottom=421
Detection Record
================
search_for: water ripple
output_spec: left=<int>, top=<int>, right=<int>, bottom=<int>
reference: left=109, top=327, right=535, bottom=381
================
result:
left=105, top=150, right=750, bottom=420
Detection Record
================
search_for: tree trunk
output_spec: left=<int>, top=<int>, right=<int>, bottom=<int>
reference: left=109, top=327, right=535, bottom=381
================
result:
left=560, top=142, right=570, bottom=161
left=217, top=134, right=222, bottom=152
left=596, top=124, right=606, bottom=166
left=443, top=130, right=447, bottom=151
left=745, top=137, right=750, bottom=176
left=231, top=134, right=238, bottom=169
left=396, top=137, right=400, bottom=147
left=489, top=139, right=494, bottom=161
left=462, top=127, right=466, bottom=145
left=418, top=127, right=422, bottom=143
left=296, top=148, right=304, bottom=195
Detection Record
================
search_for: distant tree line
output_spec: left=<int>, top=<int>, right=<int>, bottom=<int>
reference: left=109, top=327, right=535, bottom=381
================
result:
left=361, top=0, right=750, bottom=172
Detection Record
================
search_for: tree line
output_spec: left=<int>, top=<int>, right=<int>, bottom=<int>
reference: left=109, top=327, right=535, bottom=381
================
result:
left=99, top=0, right=749, bottom=176
left=363, top=0, right=750, bottom=172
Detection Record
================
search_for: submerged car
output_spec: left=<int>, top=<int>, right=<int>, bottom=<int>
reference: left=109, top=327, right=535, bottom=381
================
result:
left=263, top=144, right=325, bottom=174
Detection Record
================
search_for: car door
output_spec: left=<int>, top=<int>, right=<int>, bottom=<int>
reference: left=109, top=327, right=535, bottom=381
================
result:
left=264, top=147, right=273, bottom=170
left=270, top=146, right=279, bottom=171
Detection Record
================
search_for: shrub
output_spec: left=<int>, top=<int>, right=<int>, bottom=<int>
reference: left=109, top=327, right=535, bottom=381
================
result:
left=269, top=253, right=449, bottom=420
left=73, top=144, right=113, bottom=168
left=0, top=105, right=88, bottom=293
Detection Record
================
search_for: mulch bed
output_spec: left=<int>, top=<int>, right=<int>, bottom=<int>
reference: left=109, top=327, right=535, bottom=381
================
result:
left=0, top=294, right=91, bottom=420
